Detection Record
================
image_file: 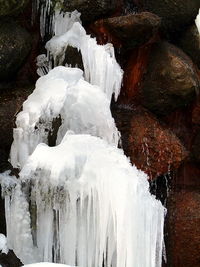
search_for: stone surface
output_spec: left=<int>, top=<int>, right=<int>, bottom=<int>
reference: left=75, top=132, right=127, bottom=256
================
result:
left=166, top=190, right=200, bottom=267
left=0, top=85, right=33, bottom=161
left=112, top=106, right=187, bottom=179
left=141, top=42, right=200, bottom=115
left=192, top=131, right=200, bottom=163
left=61, top=0, right=118, bottom=23
left=178, top=24, right=200, bottom=69
left=0, top=250, right=22, bottom=267
left=0, top=0, right=28, bottom=17
left=0, top=20, right=32, bottom=81
left=133, top=0, right=200, bottom=33
left=64, top=46, right=84, bottom=70
left=103, top=12, right=161, bottom=49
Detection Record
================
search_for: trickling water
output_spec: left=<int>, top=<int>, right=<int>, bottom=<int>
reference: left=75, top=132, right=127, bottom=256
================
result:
left=1, top=1, right=165, bottom=267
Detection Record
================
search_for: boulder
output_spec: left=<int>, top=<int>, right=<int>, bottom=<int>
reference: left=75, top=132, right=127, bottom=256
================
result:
left=113, top=106, right=187, bottom=179
left=103, top=12, right=161, bottom=49
left=166, top=190, right=200, bottom=266
left=0, top=0, right=28, bottom=17
left=179, top=24, right=200, bottom=69
left=0, top=20, right=32, bottom=81
left=61, top=0, right=118, bottom=23
left=133, top=0, right=200, bottom=33
left=0, top=85, right=33, bottom=164
left=141, top=42, right=200, bottom=115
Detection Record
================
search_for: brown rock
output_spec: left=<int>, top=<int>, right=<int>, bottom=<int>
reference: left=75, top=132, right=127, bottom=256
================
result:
left=179, top=24, right=200, bottom=69
left=103, top=12, right=161, bottom=49
left=113, top=106, right=187, bottom=179
left=166, top=190, right=200, bottom=266
left=133, top=0, right=200, bottom=33
left=141, top=41, right=200, bottom=115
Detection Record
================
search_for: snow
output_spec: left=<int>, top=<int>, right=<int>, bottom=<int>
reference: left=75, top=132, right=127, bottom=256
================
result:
left=195, top=9, right=200, bottom=35
left=0, top=234, right=8, bottom=254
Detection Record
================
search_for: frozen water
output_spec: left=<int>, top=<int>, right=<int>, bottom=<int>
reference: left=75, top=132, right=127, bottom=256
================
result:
left=25, top=264, right=73, bottom=267
left=10, top=66, right=119, bottom=168
left=0, top=234, right=8, bottom=254
left=6, top=134, right=165, bottom=266
left=195, top=9, right=200, bottom=35
left=2, top=4, right=165, bottom=267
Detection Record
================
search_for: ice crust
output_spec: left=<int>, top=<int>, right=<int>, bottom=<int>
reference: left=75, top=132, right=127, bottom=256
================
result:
left=2, top=3, right=165, bottom=267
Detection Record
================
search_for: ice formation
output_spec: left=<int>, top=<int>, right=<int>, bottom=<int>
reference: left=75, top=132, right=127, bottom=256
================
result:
left=0, top=234, right=8, bottom=254
left=10, top=66, right=119, bottom=168
left=6, top=134, right=165, bottom=266
left=2, top=2, right=166, bottom=267
left=195, top=9, right=200, bottom=35
left=24, top=264, right=73, bottom=267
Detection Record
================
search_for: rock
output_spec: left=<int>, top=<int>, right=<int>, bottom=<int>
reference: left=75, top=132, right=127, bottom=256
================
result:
left=133, top=0, right=200, bottom=33
left=141, top=42, right=200, bottom=115
left=179, top=24, right=200, bottom=69
left=64, top=46, right=84, bottom=70
left=113, top=106, right=187, bottom=179
left=0, top=20, right=32, bottom=81
left=61, top=0, right=118, bottom=23
left=0, top=250, right=22, bottom=267
left=103, top=12, right=160, bottom=49
left=192, top=131, right=200, bottom=163
left=166, top=190, right=200, bottom=266
left=0, top=0, right=28, bottom=17
left=0, top=85, right=33, bottom=160
left=192, top=99, right=200, bottom=125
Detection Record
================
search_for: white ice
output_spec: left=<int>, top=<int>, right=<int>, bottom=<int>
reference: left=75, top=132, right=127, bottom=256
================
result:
left=6, top=134, right=165, bottom=266
left=195, top=9, right=200, bottom=35
left=24, top=263, right=74, bottom=267
left=10, top=66, right=119, bottom=168
left=0, top=234, right=8, bottom=254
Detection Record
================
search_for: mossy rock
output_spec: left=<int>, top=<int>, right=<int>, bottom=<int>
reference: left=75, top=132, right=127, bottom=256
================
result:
left=0, top=0, right=29, bottom=16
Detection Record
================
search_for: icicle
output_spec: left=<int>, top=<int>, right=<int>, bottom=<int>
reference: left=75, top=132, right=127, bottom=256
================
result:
left=195, top=9, right=200, bottom=35
left=6, top=134, right=165, bottom=266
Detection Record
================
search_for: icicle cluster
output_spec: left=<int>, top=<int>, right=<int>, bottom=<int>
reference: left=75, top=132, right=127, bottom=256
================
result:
left=2, top=3, right=166, bottom=267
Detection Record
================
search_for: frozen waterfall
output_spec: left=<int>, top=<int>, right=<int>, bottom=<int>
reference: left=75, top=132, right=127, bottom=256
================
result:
left=1, top=2, right=165, bottom=267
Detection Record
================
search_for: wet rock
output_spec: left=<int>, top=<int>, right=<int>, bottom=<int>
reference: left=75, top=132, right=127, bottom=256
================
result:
left=133, top=0, right=200, bottom=33
left=62, top=0, right=118, bottom=23
left=0, top=20, right=32, bottom=81
left=64, top=46, right=84, bottom=70
left=0, top=85, right=33, bottom=160
left=192, top=99, right=200, bottom=125
left=103, top=12, right=161, bottom=49
left=0, top=0, right=28, bottom=17
left=179, top=24, right=200, bottom=69
left=192, top=131, right=200, bottom=163
left=141, top=42, right=200, bottom=115
left=0, top=250, right=22, bottom=267
left=166, top=190, right=200, bottom=266
left=113, top=106, right=187, bottom=179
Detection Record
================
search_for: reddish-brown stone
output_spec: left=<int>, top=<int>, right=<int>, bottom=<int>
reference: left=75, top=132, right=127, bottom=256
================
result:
left=113, top=106, right=187, bottom=179
left=166, top=190, right=200, bottom=267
